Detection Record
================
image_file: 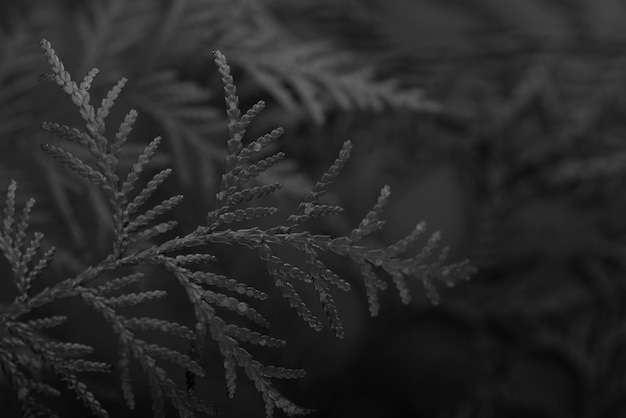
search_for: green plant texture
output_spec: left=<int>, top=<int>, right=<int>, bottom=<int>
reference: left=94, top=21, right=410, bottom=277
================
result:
left=0, top=39, right=473, bottom=417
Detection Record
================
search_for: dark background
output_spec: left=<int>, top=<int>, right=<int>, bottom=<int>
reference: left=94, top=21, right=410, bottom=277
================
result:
left=2, top=0, right=626, bottom=417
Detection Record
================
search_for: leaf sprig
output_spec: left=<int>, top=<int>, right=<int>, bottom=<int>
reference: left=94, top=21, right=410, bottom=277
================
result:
left=0, top=39, right=474, bottom=418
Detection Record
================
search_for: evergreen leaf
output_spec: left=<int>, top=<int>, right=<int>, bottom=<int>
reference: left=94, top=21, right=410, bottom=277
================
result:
left=259, top=243, right=323, bottom=331
left=182, top=268, right=267, bottom=301
left=40, top=122, right=92, bottom=147
left=92, top=272, right=144, bottom=295
left=110, top=109, right=138, bottom=157
left=97, top=77, right=128, bottom=123
left=128, top=220, right=178, bottom=245
left=285, top=140, right=352, bottom=229
left=385, top=220, right=427, bottom=257
left=116, top=346, right=134, bottom=409
left=233, top=41, right=437, bottom=123
left=138, top=340, right=204, bottom=377
left=122, top=317, right=196, bottom=340
left=349, top=184, right=391, bottom=241
left=124, top=195, right=183, bottom=233
left=41, top=144, right=106, bottom=186
left=240, top=100, right=266, bottom=131
left=2, top=179, right=17, bottom=239
left=223, top=324, right=286, bottom=348
left=232, top=152, right=286, bottom=185
left=260, top=365, right=307, bottom=380
left=58, top=359, right=110, bottom=374
left=0, top=31, right=478, bottom=416
left=237, top=127, right=284, bottom=164
left=166, top=253, right=218, bottom=266
left=217, top=207, right=279, bottom=225
left=202, top=289, right=270, bottom=329
left=120, top=136, right=162, bottom=199
left=22, top=316, right=67, bottom=330
left=57, top=372, right=109, bottom=418
left=123, top=168, right=172, bottom=218
left=226, top=183, right=281, bottom=206
left=103, top=290, right=168, bottom=308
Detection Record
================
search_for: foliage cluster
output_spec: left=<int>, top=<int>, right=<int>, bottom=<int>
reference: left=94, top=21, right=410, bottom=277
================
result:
left=0, top=0, right=437, bottom=274
left=5, top=1, right=626, bottom=417
left=0, top=39, right=472, bottom=417
left=278, top=2, right=626, bottom=416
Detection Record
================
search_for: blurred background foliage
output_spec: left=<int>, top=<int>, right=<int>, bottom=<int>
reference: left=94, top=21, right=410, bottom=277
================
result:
left=2, top=0, right=626, bottom=417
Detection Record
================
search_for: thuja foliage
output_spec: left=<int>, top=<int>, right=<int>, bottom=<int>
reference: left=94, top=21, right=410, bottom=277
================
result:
left=0, top=40, right=473, bottom=417
left=0, top=0, right=439, bottom=272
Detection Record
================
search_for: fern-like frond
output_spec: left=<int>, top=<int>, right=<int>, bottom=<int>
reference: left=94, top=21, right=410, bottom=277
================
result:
left=285, top=140, right=352, bottom=230
left=0, top=180, right=56, bottom=298
left=230, top=41, right=439, bottom=123
left=1, top=310, right=108, bottom=418
left=159, top=257, right=301, bottom=405
left=1, top=37, right=473, bottom=418
left=40, top=144, right=107, bottom=186
left=121, top=317, right=196, bottom=340
left=122, top=168, right=172, bottom=217
left=195, top=52, right=473, bottom=333
left=78, top=289, right=213, bottom=417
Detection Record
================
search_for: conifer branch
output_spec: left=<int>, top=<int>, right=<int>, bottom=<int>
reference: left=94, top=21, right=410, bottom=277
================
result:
left=0, top=38, right=474, bottom=418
